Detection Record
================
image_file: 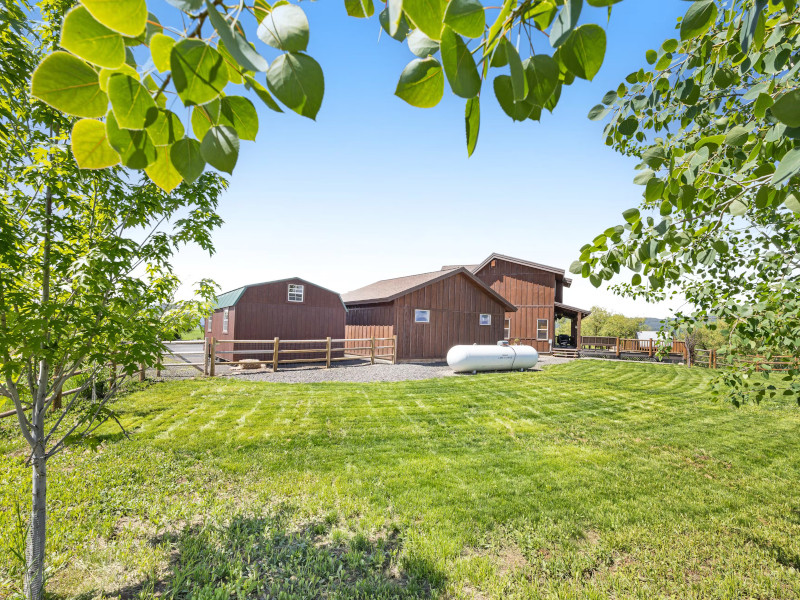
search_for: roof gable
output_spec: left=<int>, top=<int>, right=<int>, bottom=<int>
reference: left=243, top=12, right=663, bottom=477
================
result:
left=473, top=253, right=572, bottom=287
left=214, top=277, right=347, bottom=311
left=343, top=268, right=517, bottom=311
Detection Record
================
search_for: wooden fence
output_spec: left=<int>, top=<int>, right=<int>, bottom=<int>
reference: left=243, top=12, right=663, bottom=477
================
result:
left=580, top=337, right=687, bottom=358
left=204, top=336, right=397, bottom=375
left=693, top=349, right=799, bottom=372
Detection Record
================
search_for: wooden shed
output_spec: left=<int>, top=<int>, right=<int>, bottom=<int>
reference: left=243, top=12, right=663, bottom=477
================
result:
left=206, top=277, right=346, bottom=361
left=343, top=268, right=516, bottom=361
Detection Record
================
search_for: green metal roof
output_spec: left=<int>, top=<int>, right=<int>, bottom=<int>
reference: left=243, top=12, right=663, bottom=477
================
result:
left=213, top=287, right=246, bottom=310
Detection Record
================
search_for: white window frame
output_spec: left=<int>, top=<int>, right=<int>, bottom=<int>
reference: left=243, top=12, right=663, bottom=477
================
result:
left=222, top=308, right=229, bottom=334
left=479, top=314, right=491, bottom=326
left=504, top=319, right=511, bottom=339
left=288, top=284, right=305, bottom=303
left=415, top=309, right=430, bottom=323
left=537, top=319, right=549, bottom=341
left=208, top=312, right=212, bottom=331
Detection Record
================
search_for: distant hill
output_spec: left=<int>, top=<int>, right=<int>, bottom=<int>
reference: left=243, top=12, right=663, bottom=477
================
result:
left=642, top=317, right=670, bottom=331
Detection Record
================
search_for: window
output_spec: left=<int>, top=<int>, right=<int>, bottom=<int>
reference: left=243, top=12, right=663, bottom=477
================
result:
left=288, top=284, right=304, bottom=302
left=222, top=308, right=229, bottom=334
left=415, top=309, right=430, bottom=323
left=537, top=319, right=549, bottom=341
left=479, top=314, right=491, bottom=326
left=208, top=312, right=212, bottom=331
left=504, top=319, right=511, bottom=339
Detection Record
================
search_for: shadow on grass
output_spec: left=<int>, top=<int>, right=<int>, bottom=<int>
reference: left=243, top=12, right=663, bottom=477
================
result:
left=77, top=512, right=441, bottom=600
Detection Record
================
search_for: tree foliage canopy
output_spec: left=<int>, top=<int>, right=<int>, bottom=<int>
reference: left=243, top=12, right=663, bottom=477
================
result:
left=574, top=0, right=800, bottom=403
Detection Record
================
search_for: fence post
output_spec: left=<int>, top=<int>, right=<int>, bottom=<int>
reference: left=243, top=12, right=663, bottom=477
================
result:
left=272, top=337, right=279, bottom=372
left=370, top=336, right=376, bottom=365
left=203, top=338, right=209, bottom=376
left=392, top=334, right=398, bottom=364
left=615, top=337, right=620, bottom=358
left=648, top=339, right=653, bottom=358
left=210, top=338, right=216, bottom=377
left=712, top=349, right=717, bottom=369
left=326, top=337, right=331, bottom=369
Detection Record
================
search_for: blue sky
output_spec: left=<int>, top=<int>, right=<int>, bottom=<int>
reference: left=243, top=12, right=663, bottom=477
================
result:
left=162, top=1, right=690, bottom=319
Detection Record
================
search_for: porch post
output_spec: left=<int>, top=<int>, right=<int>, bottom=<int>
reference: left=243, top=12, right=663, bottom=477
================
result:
left=576, top=312, right=582, bottom=348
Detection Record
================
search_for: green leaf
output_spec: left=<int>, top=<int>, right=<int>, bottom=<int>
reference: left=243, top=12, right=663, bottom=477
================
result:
left=631, top=273, right=642, bottom=285
left=772, top=148, right=800, bottom=186
left=525, top=54, right=558, bottom=106
left=661, top=38, right=678, bottom=53
left=588, top=104, right=609, bottom=120
left=98, top=64, right=138, bottom=91
left=785, top=192, right=800, bottom=213
left=71, top=118, right=120, bottom=169
left=754, top=92, right=773, bottom=119
left=645, top=178, right=665, bottom=202
left=622, top=208, right=640, bottom=223
left=490, top=37, right=508, bottom=68
left=395, top=57, right=444, bottom=108
left=506, top=43, right=527, bottom=101
left=108, top=74, right=156, bottom=129
left=403, top=0, right=448, bottom=41
left=443, top=0, right=485, bottom=38
left=645, top=49, right=657, bottom=65
left=633, top=169, right=654, bottom=185
left=266, top=52, right=325, bottom=119
left=201, top=125, right=239, bottom=174
left=440, top=27, right=481, bottom=99
left=31, top=52, right=108, bottom=118
left=145, top=145, right=183, bottom=192
left=560, top=25, right=606, bottom=81
left=82, top=0, right=147, bottom=37
left=568, top=260, right=583, bottom=274
left=191, top=100, right=220, bottom=140
left=150, top=33, right=174, bottom=73
left=170, top=138, right=205, bottom=184
left=165, top=0, right=203, bottom=11
left=724, top=125, right=750, bottom=146
left=465, top=96, right=479, bottom=157
left=550, top=0, right=582, bottom=48
left=206, top=1, right=269, bottom=73
left=105, top=110, right=156, bottom=168
left=220, top=96, right=259, bottom=141
left=771, top=89, right=800, bottom=127
left=345, top=0, right=375, bottom=18
left=244, top=75, right=283, bottom=113
left=641, top=146, right=666, bottom=168
left=729, top=199, right=748, bottom=216
left=407, top=30, right=440, bottom=57
left=257, top=4, right=309, bottom=52
left=60, top=6, right=125, bottom=69
left=680, top=0, right=717, bottom=40
left=493, top=75, right=535, bottom=121
left=381, top=0, right=408, bottom=39
left=170, top=40, right=228, bottom=106
left=146, top=109, right=185, bottom=145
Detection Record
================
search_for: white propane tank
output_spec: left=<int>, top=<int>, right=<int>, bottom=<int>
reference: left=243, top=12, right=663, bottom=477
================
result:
left=446, top=342, right=539, bottom=373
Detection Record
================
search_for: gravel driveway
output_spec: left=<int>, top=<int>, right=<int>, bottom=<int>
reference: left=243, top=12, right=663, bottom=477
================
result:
left=149, top=349, right=572, bottom=383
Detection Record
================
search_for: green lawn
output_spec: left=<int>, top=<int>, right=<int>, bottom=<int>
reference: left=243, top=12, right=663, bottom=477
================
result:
left=2, top=361, right=800, bottom=599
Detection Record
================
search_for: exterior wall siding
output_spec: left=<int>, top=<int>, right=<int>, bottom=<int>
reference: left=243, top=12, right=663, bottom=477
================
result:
left=346, top=273, right=507, bottom=360
left=475, top=258, right=557, bottom=353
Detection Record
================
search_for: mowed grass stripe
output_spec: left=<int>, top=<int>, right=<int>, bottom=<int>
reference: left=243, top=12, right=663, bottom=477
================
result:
left=1, top=361, right=799, bottom=599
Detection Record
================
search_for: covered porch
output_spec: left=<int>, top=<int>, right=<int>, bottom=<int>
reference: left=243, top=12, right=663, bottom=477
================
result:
left=554, top=302, right=591, bottom=349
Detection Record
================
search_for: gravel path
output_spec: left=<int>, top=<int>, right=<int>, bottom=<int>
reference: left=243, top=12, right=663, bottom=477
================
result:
left=149, top=353, right=573, bottom=383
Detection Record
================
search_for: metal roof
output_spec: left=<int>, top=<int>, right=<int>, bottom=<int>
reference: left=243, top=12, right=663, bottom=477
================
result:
left=473, top=253, right=572, bottom=287
left=214, top=287, right=246, bottom=310
left=554, top=301, right=591, bottom=316
left=342, top=267, right=517, bottom=311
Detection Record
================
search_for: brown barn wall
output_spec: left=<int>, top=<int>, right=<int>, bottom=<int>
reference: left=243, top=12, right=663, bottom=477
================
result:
left=475, top=258, right=557, bottom=353
left=344, top=325, right=395, bottom=358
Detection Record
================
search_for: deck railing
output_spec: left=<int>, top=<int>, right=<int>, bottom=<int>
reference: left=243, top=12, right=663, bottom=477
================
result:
left=580, top=337, right=688, bottom=358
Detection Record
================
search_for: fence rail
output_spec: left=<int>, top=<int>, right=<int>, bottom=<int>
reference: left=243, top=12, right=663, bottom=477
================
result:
left=579, top=337, right=688, bottom=358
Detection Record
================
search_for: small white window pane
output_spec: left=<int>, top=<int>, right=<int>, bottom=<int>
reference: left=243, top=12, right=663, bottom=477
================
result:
left=288, top=284, right=305, bottom=302
left=479, top=314, right=491, bottom=326
left=415, top=309, right=430, bottom=323
left=223, top=308, right=229, bottom=334
left=537, top=319, right=548, bottom=340
left=504, top=319, right=511, bottom=339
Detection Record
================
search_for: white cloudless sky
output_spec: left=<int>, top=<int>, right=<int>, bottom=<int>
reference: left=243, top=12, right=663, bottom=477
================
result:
left=162, top=0, right=692, bottom=320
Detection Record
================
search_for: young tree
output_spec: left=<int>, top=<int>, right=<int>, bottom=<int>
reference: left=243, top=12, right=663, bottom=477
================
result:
left=576, top=0, right=800, bottom=403
left=581, top=306, right=644, bottom=338
left=1, top=2, right=225, bottom=597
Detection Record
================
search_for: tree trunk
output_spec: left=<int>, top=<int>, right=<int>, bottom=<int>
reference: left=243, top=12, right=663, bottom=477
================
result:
left=25, top=445, right=46, bottom=600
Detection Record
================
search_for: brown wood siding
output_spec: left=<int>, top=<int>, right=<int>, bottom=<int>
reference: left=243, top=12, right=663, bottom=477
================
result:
left=344, top=325, right=395, bottom=357
left=475, top=258, right=557, bottom=353
left=347, top=272, right=506, bottom=360
left=206, top=278, right=346, bottom=361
